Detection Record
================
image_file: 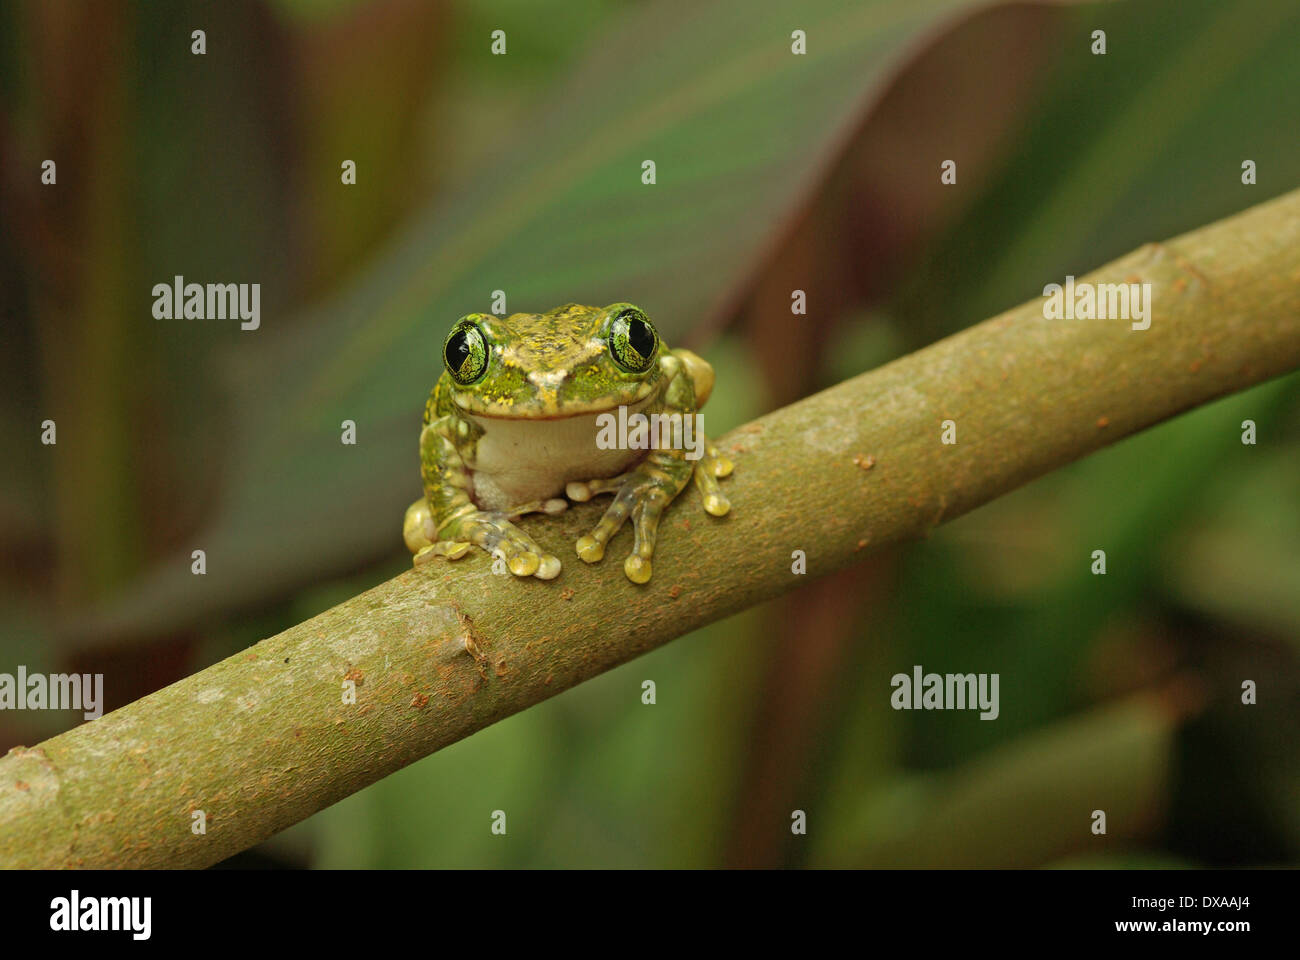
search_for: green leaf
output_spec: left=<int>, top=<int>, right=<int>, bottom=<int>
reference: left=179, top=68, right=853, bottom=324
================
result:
left=893, top=0, right=1300, bottom=341
left=91, top=0, right=1046, bottom=641
left=816, top=691, right=1184, bottom=868
left=1164, top=442, right=1300, bottom=642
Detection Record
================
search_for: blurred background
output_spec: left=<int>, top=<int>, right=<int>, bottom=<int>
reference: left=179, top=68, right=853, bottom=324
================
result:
left=1, top=0, right=1298, bottom=868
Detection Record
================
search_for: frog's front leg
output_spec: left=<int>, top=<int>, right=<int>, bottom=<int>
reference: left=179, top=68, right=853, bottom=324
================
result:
left=571, top=433, right=732, bottom=584
left=411, top=419, right=562, bottom=580
left=572, top=348, right=733, bottom=583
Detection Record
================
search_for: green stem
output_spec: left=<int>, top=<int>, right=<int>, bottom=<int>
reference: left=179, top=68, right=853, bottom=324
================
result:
left=3, top=188, right=1299, bottom=868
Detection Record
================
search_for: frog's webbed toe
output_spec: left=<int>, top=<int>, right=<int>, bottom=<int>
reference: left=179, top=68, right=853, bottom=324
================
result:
left=575, top=479, right=674, bottom=584
left=574, top=480, right=641, bottom=565
left=473, top=515, right=560, bottom=579
left=705, top=440, right=734, bottom=478
left=571, top=437, right=734, bottom=583
left=414, top=540, right=473, bottom=565
left=693, top=441, right=732, bottom=517
left=622, top=493, right=668, bottom=583
left=424, top=504, right=561, bottom=580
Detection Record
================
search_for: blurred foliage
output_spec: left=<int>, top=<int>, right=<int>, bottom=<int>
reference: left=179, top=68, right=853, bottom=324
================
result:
left=68, top=0, right=992, bottom=640
left=0, top=0, right=1297, bottom=868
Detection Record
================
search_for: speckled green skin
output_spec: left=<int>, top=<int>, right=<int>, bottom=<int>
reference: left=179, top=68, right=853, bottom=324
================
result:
left=403, top=302, right=733, bottom=583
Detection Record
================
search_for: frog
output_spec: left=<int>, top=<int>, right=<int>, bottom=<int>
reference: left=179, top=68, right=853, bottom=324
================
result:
left=402, top=302, right=733, bottom=583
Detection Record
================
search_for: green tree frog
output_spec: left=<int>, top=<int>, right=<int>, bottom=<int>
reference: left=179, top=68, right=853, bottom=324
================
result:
left=403, top=303, right=733, bottom=583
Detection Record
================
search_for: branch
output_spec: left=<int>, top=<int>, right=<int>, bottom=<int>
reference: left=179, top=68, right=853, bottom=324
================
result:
left=4, top=189, right=1299, bottom=868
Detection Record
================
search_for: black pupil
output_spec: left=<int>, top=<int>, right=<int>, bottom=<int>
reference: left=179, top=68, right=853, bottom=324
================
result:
left=446, top=329, right=469, bottom=370
left=626, top=316, right=654, bottom=358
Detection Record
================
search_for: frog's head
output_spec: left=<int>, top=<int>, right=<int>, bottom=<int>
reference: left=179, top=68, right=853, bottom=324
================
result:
left=441, top=302, right=665, bottom=419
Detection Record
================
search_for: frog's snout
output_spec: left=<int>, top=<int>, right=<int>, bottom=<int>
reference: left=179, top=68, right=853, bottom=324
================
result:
left=526, top=368, right=569, bottom=391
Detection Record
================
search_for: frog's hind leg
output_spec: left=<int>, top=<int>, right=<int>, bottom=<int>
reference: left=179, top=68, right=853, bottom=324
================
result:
left=404, top=497, right=472, bottom=565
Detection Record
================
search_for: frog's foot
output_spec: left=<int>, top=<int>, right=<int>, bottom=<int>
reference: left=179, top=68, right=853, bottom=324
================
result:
left=406, top=499, right=474, bottom=566
left=570, top=439, right=734, bottom=583
left=413, top=540, right=473, bottom=565
left=438, top=504, right=561, bottom=579
left=705, top=440, right=734, bottom=478
left=693, top=440, right=733, bottom=517
left=568, top=459, right=689, bottom=584
left=573, top=483, right=661, bottom=583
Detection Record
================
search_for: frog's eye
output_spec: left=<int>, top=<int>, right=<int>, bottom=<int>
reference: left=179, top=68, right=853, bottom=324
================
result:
left=607, top=307, right=658, bottom=374
left=444, top=320, right=489, bottom=385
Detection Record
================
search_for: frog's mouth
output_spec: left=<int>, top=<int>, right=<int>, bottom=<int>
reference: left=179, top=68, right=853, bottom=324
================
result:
left=455, top=385, right=657, bottom=421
